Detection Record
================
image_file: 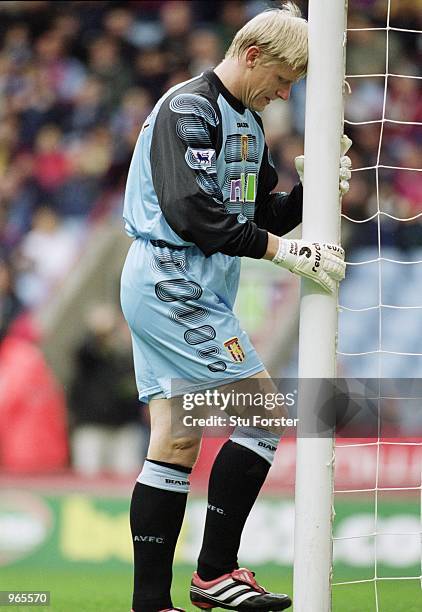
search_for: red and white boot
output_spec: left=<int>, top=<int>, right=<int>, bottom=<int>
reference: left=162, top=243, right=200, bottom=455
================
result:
left=190, top=567, right=291, bottom=610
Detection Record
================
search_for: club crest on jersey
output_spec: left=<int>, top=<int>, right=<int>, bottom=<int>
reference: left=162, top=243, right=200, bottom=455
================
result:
left=224, top=337, right=246, bottom=363
left=241, top=135, right=248, bottom=161
left=190, top=148, right=214, bottom=169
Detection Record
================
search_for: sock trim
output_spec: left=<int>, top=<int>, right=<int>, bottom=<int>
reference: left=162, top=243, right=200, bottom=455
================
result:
left=147, top=458, right=192, bottom=474
left=137, top=460, right=191, bottom=493
left=230, top=426, right=279, bottom=464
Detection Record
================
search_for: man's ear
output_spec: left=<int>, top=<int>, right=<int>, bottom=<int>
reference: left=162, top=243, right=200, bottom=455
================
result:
left=245, top=46, right=261, bottom=68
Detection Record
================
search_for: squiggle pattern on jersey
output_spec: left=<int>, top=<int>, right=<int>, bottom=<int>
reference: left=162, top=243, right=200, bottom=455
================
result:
left=171, top=94, right=223, bottom=202
left=170, top=94, right=219, bottom=127
left=175, top=116, right=213, bottom=147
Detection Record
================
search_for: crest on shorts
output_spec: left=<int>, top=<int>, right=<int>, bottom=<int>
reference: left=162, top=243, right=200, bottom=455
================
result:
left=224, top=336, right=246, bottom=362
left=241, top=135, right=248, bottom=161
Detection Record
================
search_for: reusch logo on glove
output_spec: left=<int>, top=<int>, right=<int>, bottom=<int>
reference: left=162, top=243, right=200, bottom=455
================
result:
left=312, top=243, right=321, bottom=272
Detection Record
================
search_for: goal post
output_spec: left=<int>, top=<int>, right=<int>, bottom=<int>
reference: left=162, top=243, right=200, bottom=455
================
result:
left=293, top=1, right=348, bottom=611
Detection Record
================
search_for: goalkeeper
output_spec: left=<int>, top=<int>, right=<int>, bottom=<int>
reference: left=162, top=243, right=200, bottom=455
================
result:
left=120, top=2, right=351, bottom=611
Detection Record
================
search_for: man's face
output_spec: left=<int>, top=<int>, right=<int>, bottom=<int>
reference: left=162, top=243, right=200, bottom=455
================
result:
left=241, top=58, right=301, bottom=112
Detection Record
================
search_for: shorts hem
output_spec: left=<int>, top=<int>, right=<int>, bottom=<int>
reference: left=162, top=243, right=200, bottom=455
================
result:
left=137, top=385, right=164, bottom=403
left=137, top=364, right=266, bottom=403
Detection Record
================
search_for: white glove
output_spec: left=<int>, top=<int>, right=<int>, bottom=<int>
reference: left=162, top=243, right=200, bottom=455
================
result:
left=273, top=238, right=346, bottom=294
left=294, top=134, right=352, bottom=196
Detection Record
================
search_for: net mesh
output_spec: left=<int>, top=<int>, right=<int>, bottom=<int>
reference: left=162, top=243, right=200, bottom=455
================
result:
left=333, top=1, right=422, bottom=606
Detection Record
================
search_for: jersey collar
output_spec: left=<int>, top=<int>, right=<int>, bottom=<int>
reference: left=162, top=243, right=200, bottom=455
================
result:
left=204, top=70, right=246, bottom=115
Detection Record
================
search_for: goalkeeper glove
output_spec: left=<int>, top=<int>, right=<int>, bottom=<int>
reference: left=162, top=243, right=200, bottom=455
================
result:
left=273, top=238, right=346, bottom=294
left=294, top=134, right=352, bottom=196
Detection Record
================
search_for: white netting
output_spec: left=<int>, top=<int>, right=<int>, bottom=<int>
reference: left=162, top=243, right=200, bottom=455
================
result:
left=333, top=0, right=422, bottom=607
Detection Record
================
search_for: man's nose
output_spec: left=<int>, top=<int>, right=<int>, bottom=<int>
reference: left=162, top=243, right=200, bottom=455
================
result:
left=277, top=84, right=292, bottom=101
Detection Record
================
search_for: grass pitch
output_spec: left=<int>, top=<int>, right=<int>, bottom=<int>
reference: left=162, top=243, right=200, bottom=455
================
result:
left=1, top=565, right=421, bottom=611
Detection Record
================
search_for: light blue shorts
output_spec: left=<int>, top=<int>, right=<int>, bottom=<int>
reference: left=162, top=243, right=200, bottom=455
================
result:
left=120, top=238, right=264, bottom=402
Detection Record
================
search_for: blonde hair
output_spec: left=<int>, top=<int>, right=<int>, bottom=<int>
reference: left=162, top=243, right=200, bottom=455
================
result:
left=226, top=2, right=308, bottom=77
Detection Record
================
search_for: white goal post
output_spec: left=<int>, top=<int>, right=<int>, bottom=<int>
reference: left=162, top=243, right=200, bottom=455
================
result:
left=293, top=1, right=348, bottom=611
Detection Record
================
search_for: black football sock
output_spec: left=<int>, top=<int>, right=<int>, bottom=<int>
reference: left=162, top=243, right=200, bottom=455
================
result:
left=131, top=460, right=191, bottom=612
left=197, top=440, right=271, bottom=580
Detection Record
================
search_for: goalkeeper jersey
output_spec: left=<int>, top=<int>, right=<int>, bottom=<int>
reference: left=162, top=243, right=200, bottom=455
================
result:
left=123, top=69, right=302, bottom=263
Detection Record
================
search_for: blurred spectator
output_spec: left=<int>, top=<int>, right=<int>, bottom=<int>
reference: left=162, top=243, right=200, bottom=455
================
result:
left=346, top=14, right=403, bottom=75
left=16, top=64, right=63, bottom=148
left=346, top=79, right=384, bottom=123
left=159, top=0, right=192, bottom=70
left=14, top=206, right=80, bottom=307
left=51, top=164, right=100, bottom=219
left=102, top=6, right=139, bottom=62
left=33, top=124, right=71, bottom=194
left=215, top=1, right=248, bottom=51
left=134, top=47, right=169, bottom=100
left=111, top=86, right=153, bottom=159
left=68, top=304, right=146, bottom=477
left=393, top=143, right=422, bottom=212
left=34, top=29, right=86, bottom=103
left=0, top=312, right=68, bottom=474
left=50, top=11, right=83, bottom=59
left=394, top=143, right=422, bottom=251
left=188, top=29, right=223, bottom=76
left=385, top=73, right=422, bottom=138
left=0, top=114, right=20, bottom=173
left=65, top=76, right=108, bottom=135
left=0, top=154, right=41, bottom=253
left=68, top=125, right=113, bottom=179
left=2, top=23, right=32, bottom=66
left=87, top=35, right=133, bottom=112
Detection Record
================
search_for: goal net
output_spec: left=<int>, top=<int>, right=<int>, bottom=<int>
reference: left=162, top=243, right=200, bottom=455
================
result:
left=334, top=0, right=421, bottom=608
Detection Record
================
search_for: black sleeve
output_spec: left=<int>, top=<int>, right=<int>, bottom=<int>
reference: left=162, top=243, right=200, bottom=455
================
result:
left=254, top=143, right=303, bottom=237
left=150, top=93, right=268, bottom=259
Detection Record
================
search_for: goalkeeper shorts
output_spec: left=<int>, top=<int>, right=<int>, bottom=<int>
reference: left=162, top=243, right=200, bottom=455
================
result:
left=120, top=238, right=264, bottom=403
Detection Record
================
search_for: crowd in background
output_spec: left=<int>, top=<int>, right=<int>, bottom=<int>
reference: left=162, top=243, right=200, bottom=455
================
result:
left=0, top=1, right=420, bottom=474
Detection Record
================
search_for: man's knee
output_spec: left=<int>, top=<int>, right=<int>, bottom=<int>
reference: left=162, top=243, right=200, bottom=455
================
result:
left=171, top=436, right=201, bottom=463
left=148, top=435, right=201, bottom=467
